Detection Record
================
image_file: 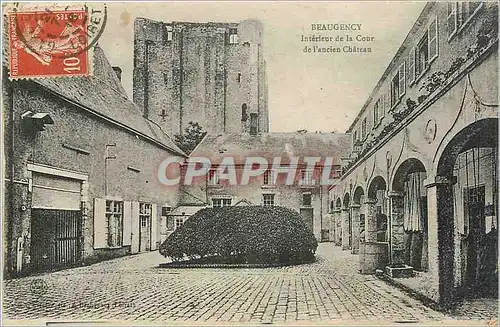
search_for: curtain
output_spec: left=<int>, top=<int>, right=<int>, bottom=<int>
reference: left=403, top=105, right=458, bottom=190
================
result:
left=403, top=172, right=425, bottom=232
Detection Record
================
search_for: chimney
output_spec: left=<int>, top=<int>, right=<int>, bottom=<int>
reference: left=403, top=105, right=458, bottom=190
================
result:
left=112, top=66, right=122, bottom=81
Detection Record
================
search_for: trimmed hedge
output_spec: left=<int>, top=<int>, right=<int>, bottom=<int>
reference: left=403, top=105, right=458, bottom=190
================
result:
left=159, top=206, right=318, bottom=265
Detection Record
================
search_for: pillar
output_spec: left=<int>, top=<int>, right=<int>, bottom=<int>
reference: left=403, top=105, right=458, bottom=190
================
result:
left=424, top=175, right=456, bottom=305
left=388, top=191, right=406, bottom=266
left=333, top=209, right=342, bottom=246
left=350, top=204, right=361, bottom=254
left=341, top=208, right=350, bottom=250
left=364, top=198, right=378, bottom=242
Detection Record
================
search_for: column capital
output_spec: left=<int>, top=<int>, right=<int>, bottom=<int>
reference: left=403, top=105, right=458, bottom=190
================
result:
left=364, top=198, right=378, bottom=205
left=424, top=175, right=457, bottom=188
left=350, top=204, right=361, bottom=209
left=387, top=191, right=403, bottom=198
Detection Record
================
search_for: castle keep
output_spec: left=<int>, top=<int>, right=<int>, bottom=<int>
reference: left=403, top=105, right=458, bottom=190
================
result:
left=133, top=19, right=269, bottom=135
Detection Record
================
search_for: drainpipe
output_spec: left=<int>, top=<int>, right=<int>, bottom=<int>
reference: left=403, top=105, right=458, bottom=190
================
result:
left=104, top=143, right=116, bottom=196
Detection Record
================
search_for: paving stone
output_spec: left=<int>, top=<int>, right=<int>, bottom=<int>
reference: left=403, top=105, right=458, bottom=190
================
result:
left=3, top=243, right=497, bottom=324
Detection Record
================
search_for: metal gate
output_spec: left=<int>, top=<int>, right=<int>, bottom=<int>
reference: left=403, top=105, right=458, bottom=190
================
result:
left=30, top=209, right=82, bottom=272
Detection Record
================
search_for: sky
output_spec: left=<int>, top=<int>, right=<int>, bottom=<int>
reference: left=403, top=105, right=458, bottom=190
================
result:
left=99, top=1, right=427, bottom=133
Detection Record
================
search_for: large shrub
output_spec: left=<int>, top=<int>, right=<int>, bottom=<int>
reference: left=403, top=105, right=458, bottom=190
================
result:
left=159, top=206, right=318, bottom=264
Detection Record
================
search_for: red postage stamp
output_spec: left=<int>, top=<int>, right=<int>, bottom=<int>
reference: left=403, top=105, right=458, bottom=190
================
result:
left=8, top=10, right=90, bottom=79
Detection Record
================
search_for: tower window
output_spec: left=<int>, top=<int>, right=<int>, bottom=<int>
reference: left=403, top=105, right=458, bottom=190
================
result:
left=166, top=25, right=173, bottom=42
left=250, top=113, right=258, bottom=135
left=229, top=28, right=238, bottom=44
left=237, top=73, right=241, bottom=83
left=241, top=104, right=248, bottom=122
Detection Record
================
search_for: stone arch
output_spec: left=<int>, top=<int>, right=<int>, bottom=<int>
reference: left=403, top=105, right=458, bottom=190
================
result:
left=435, top=117, right=498, bottom=303
left=391, top=158, right=428, bottom=272
left=335, top=197, right=342, bottom=209
left=351, top=186, right=365, bottom=254
left=342, top=192, right=352, bottom=250
left=367, top=175, right=388, bottom=243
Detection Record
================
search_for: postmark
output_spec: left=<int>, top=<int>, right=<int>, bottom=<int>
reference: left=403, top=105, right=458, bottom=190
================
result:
left=7, top=3, right=107, bottom=79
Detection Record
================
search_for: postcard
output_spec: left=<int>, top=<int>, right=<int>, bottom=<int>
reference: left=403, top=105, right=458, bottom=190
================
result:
left=2, top=1, right=498, bottom=326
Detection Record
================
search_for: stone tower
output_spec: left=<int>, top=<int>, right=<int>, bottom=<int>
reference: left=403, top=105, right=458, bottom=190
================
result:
left=133, top=18, right=269, bottom=136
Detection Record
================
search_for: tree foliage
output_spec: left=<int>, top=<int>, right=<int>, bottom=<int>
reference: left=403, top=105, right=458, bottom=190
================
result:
left=173, top=121, right=207, bottom=155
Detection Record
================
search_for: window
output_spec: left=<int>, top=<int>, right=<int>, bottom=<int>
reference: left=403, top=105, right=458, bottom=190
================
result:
left=457, top=1, right=483, bottom=30
left=105, top=200, right=123, bottom=247
left=373, top=98, right=382, bottom=126
left=174, top=218, right=184, bottom=230
left=208, top=169, right=220, bottom=185
left=263, top=194, right=275, bottom=206
left=263, top=169, right=274, bottom=185
left=166, top=25, right=173, bottom=42
left=241, top=103, right=248, bottom=122
left=212, top=198, right=232, bottom=207
left=302, top=193, right=312, bottom=206
left=229, top=28, right=238, bottom=44
left=237, top=73, right=241, bottom=83
left=390, top=64, right=405, bottom=107
left=416, top=32, right=429, bottom=77
left=139, top=203, right=151, bottom=228
left=250, top=113, right=258, bottom=135
left=415, top=17, right=438, bottom=78
left=162, top=206, right=172, bottom=216
left=300, top=169, right=314, bottom=186
left=361, top=118, right=367, bottom=140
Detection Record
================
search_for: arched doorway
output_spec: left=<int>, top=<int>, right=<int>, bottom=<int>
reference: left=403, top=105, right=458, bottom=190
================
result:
left=368, top=176, right=388, bottom=243
left=436, top=118, right=498, bottom=301
left=392, top=158, right=428, bottom=271
left=360, top=176, right=389, bottom=274
left=352, top=186, right=365, bottom=254
left=342, top=193, right=351, bottom=250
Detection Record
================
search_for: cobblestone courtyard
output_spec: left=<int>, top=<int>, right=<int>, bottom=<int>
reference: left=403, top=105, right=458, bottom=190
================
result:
left=3, top=243, right=497, bottom=325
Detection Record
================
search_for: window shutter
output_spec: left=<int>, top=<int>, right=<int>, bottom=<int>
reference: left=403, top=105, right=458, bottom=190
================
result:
left=150, top=203, right=158, bottom=250
left=447, top=2, right=457, bottom=38
left=122, top=201, right=132, bottom=246
left=408, top=48, right=415, bottom=84
left=398, top=62, right=406, bottom=97
left=93, top=198, right=107, bottom=249
left=130, top=201, right=140, bottom=254
left=428, top=17, right=438, bottom=62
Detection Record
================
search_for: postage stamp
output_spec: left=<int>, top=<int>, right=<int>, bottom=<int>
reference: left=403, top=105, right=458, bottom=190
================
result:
left=7, top=4, right=107, bottom=79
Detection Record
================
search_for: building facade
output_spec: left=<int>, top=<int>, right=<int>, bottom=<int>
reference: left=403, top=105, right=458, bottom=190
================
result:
left=174, top=132, right=351, bottom=242
left=133, top=18, right=269, bottom=136
left=3, top=47, right=185, bottom=277
left=329, top=2, right=498, bottom=306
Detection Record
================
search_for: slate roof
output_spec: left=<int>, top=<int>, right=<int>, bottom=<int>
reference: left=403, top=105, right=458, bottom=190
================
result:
left=6, top=42, right=185, bottom=156
left=190, top=132, right=351, bottom=166
left=167, top=205, right=206, bottom=216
